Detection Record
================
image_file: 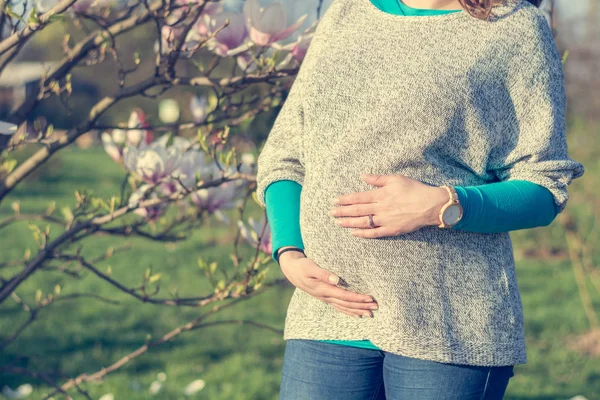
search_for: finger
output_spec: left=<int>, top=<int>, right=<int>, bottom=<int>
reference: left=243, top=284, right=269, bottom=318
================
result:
left=313, top=282, right=376, bottom=303
left=333, top=303, right=373, bottom=318
left=351, top=226, right=398, bottom=238
left=334, top=189, right=379, bottom=206
left=330, top=204, right=376, bottom=218
left=335, top=215, right=381, bottom=229
left=299, top=262, right=344, bottom=286
left=323, top=296, right=379, bottom=311
left=331, top=304, right=362, bottom=318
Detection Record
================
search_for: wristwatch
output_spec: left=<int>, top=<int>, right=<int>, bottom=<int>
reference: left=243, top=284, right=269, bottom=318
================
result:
left=438, top=185, right=463, bottom=228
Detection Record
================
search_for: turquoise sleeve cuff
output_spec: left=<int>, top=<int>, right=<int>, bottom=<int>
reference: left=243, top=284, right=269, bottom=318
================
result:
left=452, top=180, right=558, bottom=233
left=264, top=180, right=304, bottom=262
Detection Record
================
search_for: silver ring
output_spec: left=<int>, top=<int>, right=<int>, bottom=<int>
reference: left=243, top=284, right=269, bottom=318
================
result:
left=368, top=214, right=375, bottom=228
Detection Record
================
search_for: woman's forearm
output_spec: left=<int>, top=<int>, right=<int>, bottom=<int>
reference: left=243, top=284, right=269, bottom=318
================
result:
left=452, top=180, right=558, bottom=232
left=264, top=180, right=304, bottom=262
left=264, top=179, right=559, bottom=261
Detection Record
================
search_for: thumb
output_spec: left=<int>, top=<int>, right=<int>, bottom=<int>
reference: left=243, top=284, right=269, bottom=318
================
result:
left=307, top=262, right=340, bottom=285
left=360, top=173, right=394, bottom=187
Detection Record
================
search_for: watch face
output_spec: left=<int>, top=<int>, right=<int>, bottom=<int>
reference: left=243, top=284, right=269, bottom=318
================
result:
left=442, top=204, right=461, bottom=225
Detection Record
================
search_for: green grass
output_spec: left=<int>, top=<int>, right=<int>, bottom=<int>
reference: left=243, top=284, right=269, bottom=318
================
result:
left=1, top=139, right=599, bottom=399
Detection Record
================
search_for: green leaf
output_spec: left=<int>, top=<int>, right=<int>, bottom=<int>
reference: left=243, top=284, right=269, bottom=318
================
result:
left=27, top=7, right=40, bottom=24
left=1, top=159, right=17, bottom=174
left=197, top=129, right=208, bottom=153
left=6, top=7, right=26, bottom=25
left=47, top=13, right=65, bottom=23
left=149, top=273, right=162, bottom=284
left=61, top=207, right=73, bottom=223
left=249, top=229, right=259, bottom=243
left=224, top=148, right=233, bottom=167
left=164, top=132, right=174, bottom=148
left=191, top=59, right=205, bottom=73
left=45, top=124, right=54, bottom=138
left=28, top=223, right=41, bottom=233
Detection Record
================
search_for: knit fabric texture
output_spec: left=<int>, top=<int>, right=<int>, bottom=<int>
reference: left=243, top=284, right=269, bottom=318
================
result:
left=255, top=0, right=585, bottom=366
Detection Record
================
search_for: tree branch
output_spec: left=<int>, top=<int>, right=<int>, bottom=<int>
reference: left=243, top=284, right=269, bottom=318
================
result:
left=0, top=0, right=78, bottom=57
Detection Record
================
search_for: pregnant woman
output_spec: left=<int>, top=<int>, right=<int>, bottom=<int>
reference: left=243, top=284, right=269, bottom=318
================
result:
left=255, top=0, right=585, bottom=398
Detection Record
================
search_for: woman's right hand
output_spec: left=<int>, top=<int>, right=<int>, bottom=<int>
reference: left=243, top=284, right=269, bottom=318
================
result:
left=278, top=250, right=378, bottom=318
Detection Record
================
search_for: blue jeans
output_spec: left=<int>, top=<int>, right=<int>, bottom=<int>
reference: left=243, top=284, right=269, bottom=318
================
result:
left=279, top=339, right=515, bottom=400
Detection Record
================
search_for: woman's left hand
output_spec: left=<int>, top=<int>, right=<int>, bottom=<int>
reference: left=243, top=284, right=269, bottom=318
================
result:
left=329, top=173, right=449, bottom=238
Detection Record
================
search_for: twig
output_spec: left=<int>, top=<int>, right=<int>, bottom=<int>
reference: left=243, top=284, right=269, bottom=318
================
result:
left=44, top=278, right=286, bottom=397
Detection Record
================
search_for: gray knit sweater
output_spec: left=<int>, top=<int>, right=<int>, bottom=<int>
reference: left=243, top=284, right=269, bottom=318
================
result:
left=255, top=0, right=585, bottom=366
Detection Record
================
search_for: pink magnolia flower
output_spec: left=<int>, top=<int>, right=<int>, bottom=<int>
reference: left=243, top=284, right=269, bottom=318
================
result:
left=128, top=184, right=168, bottom=221
left=171, top=145, right=207, bottom=191
left=242, top=0, right=308, bottom=47
left=235, top=51, right=258, bottom=72
left=139, top=135, right=203, bottom=194
left=70, top=0, right=114, bottom=14
left=127, top=109, right=154, bottom=146
left=157, top=1, right=224, bottom=56
left=101, top=131, right=124, bottom=162
left=70, top=0, right=95, bottom=13
left=123, top=136, right=182, bottom=185
left=190, top=151, right=255, bottom=215
left=271, top=19, right=318, bottom=65
left=101, top=110, right=153, bottom=163
left=237, top=215, right=271, bottom=255
left=203, top=10, right=249, bottom=57
left=194, top=1, right=225, bottom=37
left=190, top=162, right=243, bottom=214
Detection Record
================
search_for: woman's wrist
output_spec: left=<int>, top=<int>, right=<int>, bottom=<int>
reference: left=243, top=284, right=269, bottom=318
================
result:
left=278, top=247, right=306, bottom=264
left=424, top=186, right=450, bottom=227
left=277, top=246, right=304, bottom=261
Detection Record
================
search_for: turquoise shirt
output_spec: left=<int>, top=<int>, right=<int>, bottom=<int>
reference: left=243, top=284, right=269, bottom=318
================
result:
left=264, top=0, right=559, bottom=352
left=371, top=0, right=463, bottom=15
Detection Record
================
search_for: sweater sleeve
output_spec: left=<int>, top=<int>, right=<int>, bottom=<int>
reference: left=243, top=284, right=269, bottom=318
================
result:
left=486, top=11, right=584, bottom=213
left=264, top=180, right=304, bottom=262
left=255, top=66, right=307, bottom=210
left=452, top=180, right=558, bottom=233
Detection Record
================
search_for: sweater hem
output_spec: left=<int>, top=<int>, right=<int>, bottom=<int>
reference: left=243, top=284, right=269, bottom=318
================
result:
left=283, top=332, right=527, bottom=367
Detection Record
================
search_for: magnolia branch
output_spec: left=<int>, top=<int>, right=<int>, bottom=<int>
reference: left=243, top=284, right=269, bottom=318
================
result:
left=0, top=171, right=257, bottom=303
left=57, top=253, right=224, bottom=306
left=0, top=0, right=78, bottom=56
left=0, top=65, right=296, bottom=202
left=8, top=0, right=162, bottom=123
left=1, top=292, right=119, bottom=350
left=42, top=280, right=285, bottom=398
